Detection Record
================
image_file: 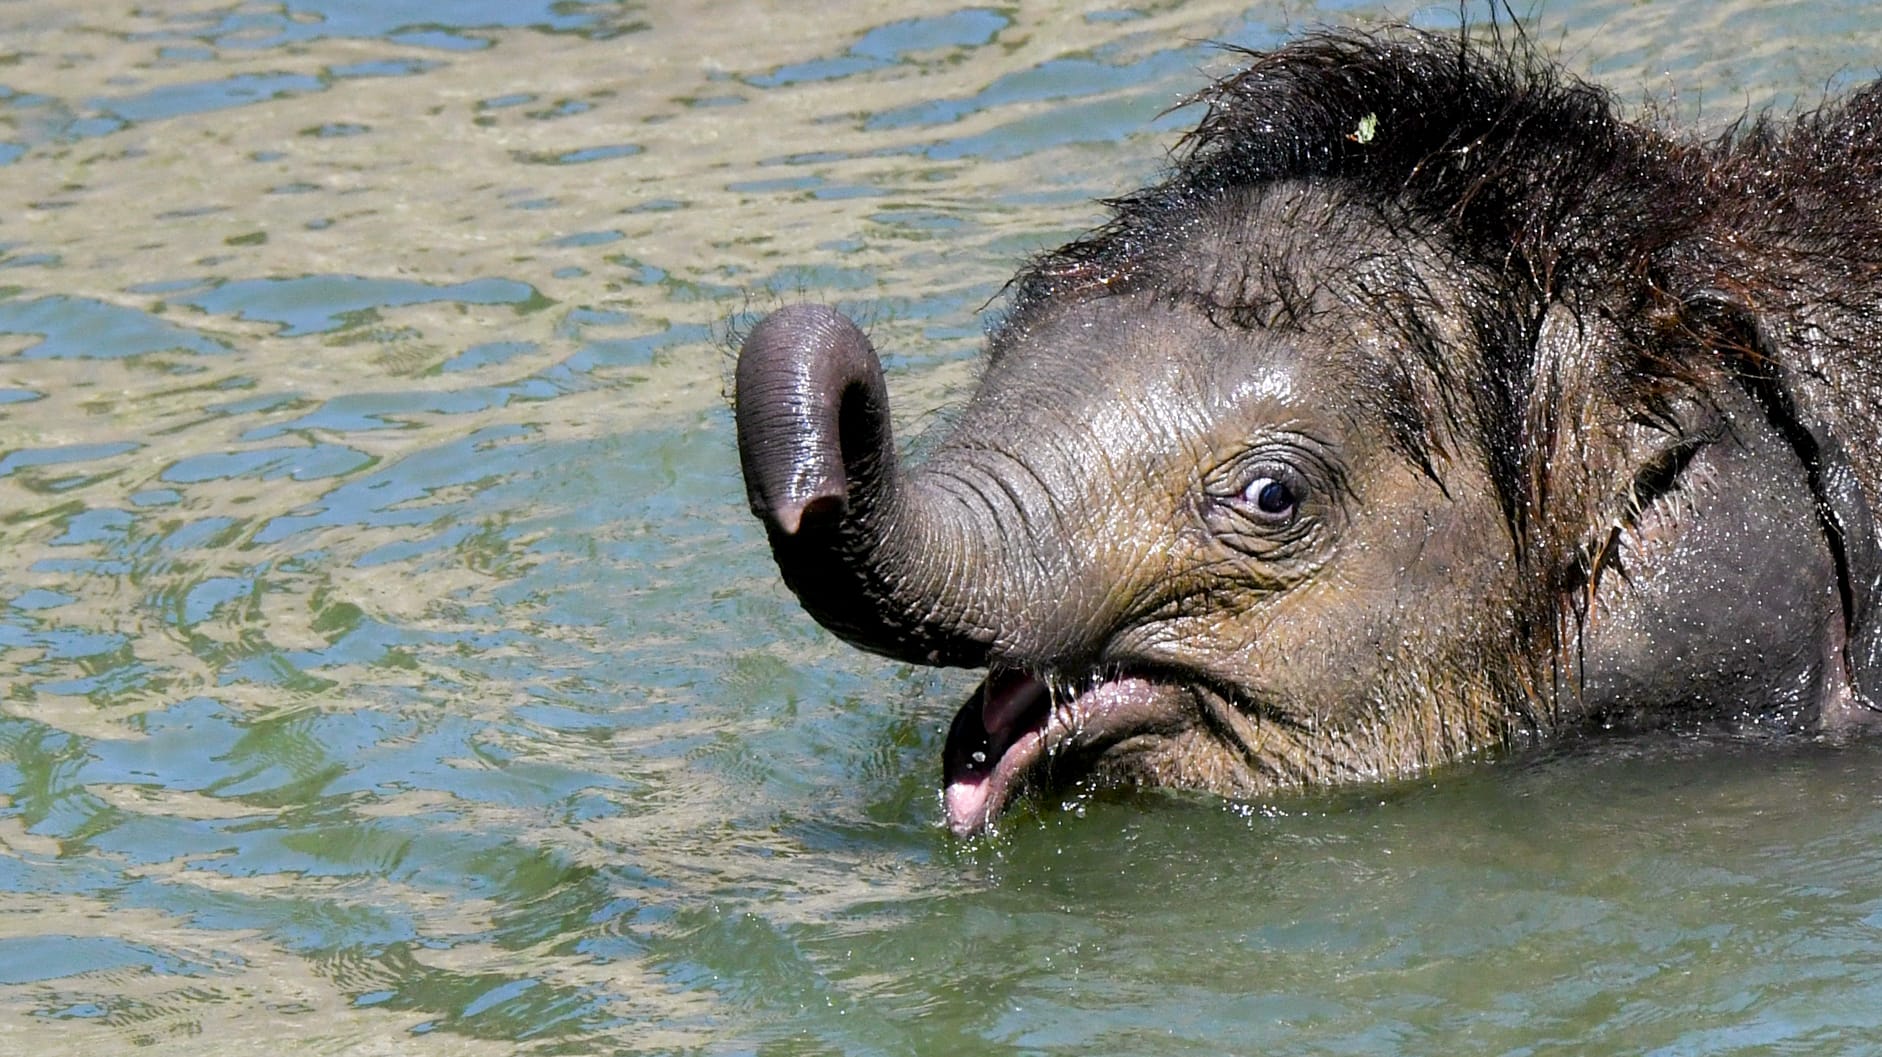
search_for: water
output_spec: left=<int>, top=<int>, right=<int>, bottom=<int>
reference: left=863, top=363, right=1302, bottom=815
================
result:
left=2, top=1, right=1881, bottom=1053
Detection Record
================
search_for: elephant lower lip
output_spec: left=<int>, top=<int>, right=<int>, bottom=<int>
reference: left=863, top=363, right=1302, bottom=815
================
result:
left=941, top=669, right=1173, bottom=836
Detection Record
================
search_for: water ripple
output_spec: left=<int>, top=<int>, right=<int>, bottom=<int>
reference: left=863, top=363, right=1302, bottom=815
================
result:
left=3, top=0, right=1882, bottom=1053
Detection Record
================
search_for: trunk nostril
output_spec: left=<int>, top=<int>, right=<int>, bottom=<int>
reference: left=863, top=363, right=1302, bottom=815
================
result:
left=767, top=492, right=848, bottom=537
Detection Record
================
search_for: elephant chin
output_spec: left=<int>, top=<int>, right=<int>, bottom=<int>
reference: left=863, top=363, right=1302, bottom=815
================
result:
left=940, top=669, right=1190, bottom=836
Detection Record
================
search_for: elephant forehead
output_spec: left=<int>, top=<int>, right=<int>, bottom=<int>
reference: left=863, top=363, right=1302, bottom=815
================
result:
left=980, top=291, right=1350, bottom=422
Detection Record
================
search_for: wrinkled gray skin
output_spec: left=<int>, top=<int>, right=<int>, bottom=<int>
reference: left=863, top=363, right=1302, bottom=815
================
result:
left=735, top=31, right=1882, bottom=836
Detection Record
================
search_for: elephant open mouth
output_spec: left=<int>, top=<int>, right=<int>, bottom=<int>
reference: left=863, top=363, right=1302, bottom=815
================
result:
left=941, top=668, right=1180, bottom=836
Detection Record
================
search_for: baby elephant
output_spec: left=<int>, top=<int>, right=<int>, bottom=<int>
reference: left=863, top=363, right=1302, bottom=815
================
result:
left=735, top=28, right=1882, bottom=836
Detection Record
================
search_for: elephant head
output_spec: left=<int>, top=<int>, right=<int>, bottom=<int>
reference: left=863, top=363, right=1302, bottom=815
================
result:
left=734, top=29, right=1882, bottom=835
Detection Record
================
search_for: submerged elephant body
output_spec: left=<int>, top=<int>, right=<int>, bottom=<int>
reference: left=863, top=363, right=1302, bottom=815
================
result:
left=735, top=29, right=1882, bottom=835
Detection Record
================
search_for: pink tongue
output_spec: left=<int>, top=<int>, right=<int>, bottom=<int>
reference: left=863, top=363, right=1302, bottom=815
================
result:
left=944, top=775, right=994, bottom=837
left=981, top=672, right=1046, bottom=737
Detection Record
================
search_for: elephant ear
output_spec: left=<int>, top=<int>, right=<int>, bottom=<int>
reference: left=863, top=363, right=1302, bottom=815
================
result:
left=1681, top=290, right=1882, bottom=712
left=1535, top=300, right=1832, bottom=723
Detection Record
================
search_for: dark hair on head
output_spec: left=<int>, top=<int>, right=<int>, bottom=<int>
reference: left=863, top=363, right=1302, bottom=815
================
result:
left=1015, top=27, right=1712, bottom=311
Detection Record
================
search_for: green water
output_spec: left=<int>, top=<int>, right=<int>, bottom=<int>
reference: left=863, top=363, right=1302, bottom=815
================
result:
left=2, top=1, right=1881, bottom=1053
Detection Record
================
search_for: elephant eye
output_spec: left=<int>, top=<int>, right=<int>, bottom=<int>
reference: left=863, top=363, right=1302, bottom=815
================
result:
left=1207, top=449, right=1327, bottom=553
left=1249, top=478, right=1295, bottom=517
left=1241, top=471, right=1301, bottom=523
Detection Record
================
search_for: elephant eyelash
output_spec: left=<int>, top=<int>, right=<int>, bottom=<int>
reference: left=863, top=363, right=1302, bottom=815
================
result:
left=1575, top=438, right=1714, bottom=600
left=1621, top=437, right=1705, bottom=523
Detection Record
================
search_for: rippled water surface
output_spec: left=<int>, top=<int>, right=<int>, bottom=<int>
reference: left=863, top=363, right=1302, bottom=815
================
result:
left=4, top=1, right=1882, bottom=1053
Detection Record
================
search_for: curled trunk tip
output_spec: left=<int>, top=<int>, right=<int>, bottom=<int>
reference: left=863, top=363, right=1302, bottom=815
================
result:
left=735, top=304, right=886, bottom=535
left=734, top=303, right=991, bottom=668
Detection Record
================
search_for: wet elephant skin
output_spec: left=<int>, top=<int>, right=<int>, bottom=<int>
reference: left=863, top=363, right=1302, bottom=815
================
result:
left=735, top=27, right=1882, bottom=836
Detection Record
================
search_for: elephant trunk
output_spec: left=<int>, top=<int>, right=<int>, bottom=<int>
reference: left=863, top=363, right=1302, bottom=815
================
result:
left=735, top=304, right=993, bottom=667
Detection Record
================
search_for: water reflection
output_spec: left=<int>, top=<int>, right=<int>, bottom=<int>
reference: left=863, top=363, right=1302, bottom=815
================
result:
left=1, top=0, right=1881, bottom=1053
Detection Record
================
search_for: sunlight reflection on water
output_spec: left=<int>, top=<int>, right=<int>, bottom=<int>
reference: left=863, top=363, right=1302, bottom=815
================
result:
left=1, top=0, right=1881, bottom=1053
